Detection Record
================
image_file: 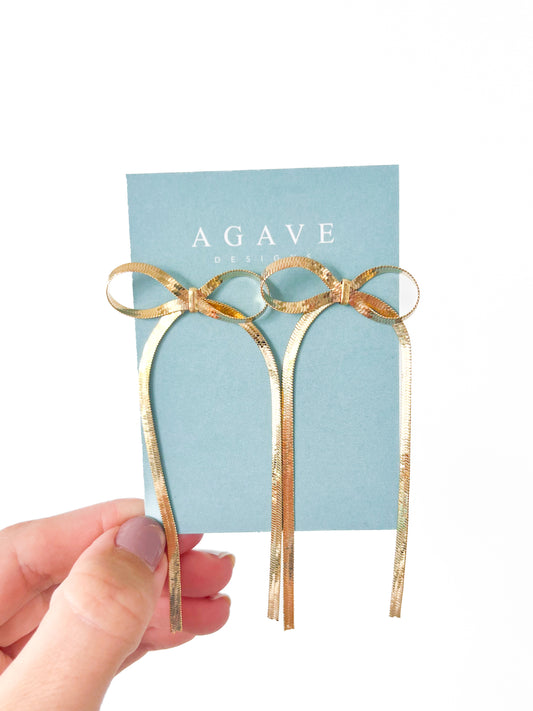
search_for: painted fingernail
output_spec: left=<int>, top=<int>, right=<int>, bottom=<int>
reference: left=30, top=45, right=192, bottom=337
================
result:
left=115, top=516, right=166, bottom=572
left=202, top=550, right=236, bottom=567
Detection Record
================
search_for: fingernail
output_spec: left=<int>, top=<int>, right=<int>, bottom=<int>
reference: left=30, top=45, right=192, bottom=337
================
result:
left=210, top=593, right=231, bottom=605
left=115, top=516, right=166, bottom=572
left=202, top=550, right=236, bottom=567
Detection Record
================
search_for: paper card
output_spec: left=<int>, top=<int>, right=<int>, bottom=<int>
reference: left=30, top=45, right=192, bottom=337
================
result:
left=126, top=166, right=399, bottom=533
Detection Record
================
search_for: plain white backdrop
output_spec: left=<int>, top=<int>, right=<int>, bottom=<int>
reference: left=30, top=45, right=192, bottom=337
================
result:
left=1, top=1, right=532, bottom=709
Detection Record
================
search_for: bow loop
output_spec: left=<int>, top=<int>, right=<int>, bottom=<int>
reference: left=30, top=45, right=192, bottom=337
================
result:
left=106, top=262, right=188, bottom=319
left=260, top=256, right=340, bottom=314
left=350, top=265, right=420, bottom=324
left=107, top=263, right=268, bottom=323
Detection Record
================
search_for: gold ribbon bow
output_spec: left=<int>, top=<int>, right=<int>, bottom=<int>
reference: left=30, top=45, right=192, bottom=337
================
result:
left=260, top=256, right=420, bottom=629
left=107, top=263, right=282, bottom=632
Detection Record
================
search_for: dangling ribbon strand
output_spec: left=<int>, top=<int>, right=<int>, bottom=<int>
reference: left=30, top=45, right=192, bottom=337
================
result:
left=107, top=263, right=282, bottom=631
left=261, top=257, right=419, bottom=629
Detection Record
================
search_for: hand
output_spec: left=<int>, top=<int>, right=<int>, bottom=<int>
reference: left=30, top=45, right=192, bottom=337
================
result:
left=0, top=499, right=234, bottom=710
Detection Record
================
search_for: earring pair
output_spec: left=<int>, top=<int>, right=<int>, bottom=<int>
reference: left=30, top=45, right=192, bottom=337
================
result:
left=107, top=257, right=419, bottom=631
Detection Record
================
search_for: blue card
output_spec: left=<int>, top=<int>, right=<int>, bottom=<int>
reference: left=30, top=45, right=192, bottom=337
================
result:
left=126, top=166, right=399, bottom=533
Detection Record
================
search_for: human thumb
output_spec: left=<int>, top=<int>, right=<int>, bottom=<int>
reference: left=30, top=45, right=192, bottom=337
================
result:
left=0, top=516, right=167, bottom=711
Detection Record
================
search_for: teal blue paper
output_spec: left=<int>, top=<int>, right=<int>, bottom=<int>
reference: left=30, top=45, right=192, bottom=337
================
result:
left=127, top=166, right=399, bottom=533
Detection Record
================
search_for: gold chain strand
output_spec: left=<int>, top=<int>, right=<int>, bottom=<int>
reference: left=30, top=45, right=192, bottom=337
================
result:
left=107, top=263, right=282, bottom=630
left=239, top=320, right=283, bottom=621
left=390, top=319, right=411, bottom=617
left=261, top=257, right=419, bottom=629
left=281, top=306, right=328, bottom=630
left=138, top=312, right=184, bottom=631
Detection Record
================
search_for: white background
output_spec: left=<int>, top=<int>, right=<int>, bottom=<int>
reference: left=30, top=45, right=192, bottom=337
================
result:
left=1, top=1, right=532, bottom=709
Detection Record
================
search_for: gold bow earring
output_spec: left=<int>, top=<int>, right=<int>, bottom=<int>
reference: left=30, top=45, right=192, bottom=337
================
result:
left=107, top=263, right=283, bottom=631
left=260, top=256, right=419, bottom=630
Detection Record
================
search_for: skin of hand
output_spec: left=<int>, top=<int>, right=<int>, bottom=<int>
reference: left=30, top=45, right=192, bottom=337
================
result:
left=0, top=499, right=234, bottom=711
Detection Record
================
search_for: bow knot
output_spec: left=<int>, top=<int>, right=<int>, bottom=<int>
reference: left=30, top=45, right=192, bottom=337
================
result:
left=339, top=278, right=352, bottom=305
left=188, top=287, right=199, bottom=312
